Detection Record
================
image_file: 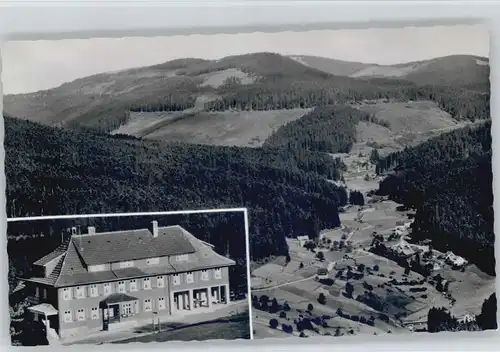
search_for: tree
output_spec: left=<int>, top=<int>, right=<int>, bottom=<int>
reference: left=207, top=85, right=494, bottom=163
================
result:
left=304, top=241, right=316, bottom=251
left=370, top=148, right=380, bottom=165
left=270, top=298, right=280, bottom=313
left=345, top=282, right=354, bottom=298
left=279, top=311, right=287, bottom=319
left=404, top=266, right=411, bottom=276
left=427, top=307, right=458, bottom=333
left=299, top=262, right=304, bottom=269
left=476, top=293, right=497, bottom=330
left=357, top=263, right=366, bottom=272
left=15, top=320, right=49, bottom=346
left=283, top=301, right=291, bottom=311
left=307, top=303, right=314, bottom=311
left=373, top=264, right=379, bottom=272
left=318, top=293, right=326, bottom=305
left=269, top=318, right=279, bottom=329
left=349, top=190, right=365, bottom=206
left=285, top=253, right=291, bottom=264
left=316, top=251, right=325, bottom=261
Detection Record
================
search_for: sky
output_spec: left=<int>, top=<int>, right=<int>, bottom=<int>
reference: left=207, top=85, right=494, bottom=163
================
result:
left=1, top=24, right=489, bottom=95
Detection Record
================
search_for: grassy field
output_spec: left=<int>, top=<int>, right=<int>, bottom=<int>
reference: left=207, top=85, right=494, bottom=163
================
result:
left=112, top=313, right=251, bottom=343
left=143, top=108, right=312, bottom=147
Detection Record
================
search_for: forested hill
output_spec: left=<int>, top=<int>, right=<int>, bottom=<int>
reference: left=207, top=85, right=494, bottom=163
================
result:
left=375, top=121, right=494, bottom=275
left=5, top=116, right=348, bottom=261
left=3, top=53, right=490, bottom=134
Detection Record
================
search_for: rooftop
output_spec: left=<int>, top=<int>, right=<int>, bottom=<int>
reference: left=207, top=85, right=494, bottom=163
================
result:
left=22, top=224, right=235, bottom=287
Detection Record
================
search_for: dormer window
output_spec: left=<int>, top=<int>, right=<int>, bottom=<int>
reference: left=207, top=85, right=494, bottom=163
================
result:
left=186, top=272, right=194, bottom=284
left=175, top=254, right=188, bottom=262
left=201, top=270, right=209, bottom=281
left=89, top=264, right=107, bottom=272
left=119, top=261, right=134, bottom=269
left=146, top=257, right=159, bottom=266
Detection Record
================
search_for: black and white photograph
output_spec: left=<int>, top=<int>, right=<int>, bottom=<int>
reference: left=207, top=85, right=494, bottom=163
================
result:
left=2, top=22, right=495, bottom=343
left=7, top=211, right=251, bottom=345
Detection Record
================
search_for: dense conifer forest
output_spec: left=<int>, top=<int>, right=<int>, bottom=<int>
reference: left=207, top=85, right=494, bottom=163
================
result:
left=264, top=105, right=387, bottom=153
left=5, top=116, right=347, bottom=263
left=376, top=121, right=494, bottom=274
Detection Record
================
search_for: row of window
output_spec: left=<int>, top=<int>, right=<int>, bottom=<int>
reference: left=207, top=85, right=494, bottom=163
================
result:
left=62, top=269, right=222, bottom=300
left=88, top=255, right=190, bottom=272
left=63, top=297, right=167, bottom=323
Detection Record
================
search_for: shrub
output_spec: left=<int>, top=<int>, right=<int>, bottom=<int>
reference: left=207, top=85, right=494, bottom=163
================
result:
left=269, top=318, right=279, bottom=329
left=307, top=303, right=314, bottom=311
left=279, top=311, right=287, bottom=319
left=318, top=293, right=327, bottom=305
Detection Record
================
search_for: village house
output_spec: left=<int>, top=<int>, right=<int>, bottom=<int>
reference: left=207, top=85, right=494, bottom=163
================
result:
left=296, top=235, right=310, bottom=247
left=19, top=222, right=235, bottom=340
left=316, top=268, right=329, bottom=280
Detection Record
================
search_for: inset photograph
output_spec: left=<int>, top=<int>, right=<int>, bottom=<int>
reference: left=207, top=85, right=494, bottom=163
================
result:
left=8, top=210, right=251, bottom=346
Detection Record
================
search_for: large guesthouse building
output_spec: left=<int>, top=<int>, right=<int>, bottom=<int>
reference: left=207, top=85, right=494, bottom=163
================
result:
left=19, top=222, right=236, bottom=340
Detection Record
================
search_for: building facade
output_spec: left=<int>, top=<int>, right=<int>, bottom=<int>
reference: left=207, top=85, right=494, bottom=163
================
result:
left=20, top=222, right=235, bottom=340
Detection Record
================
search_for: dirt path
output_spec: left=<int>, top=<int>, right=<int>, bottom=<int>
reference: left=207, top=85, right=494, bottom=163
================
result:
left=252, top=274, right=317, bottom=293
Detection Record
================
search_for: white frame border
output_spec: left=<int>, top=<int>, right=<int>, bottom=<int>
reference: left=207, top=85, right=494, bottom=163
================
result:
left=6, top=207, right=254, bottom=342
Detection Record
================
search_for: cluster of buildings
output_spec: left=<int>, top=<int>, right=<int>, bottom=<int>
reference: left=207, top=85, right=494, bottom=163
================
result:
left=17, top=222, right=235, bottom=340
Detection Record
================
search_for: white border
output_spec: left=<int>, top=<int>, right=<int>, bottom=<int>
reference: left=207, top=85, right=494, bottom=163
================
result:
left=6, top=208, right=254, bottom=342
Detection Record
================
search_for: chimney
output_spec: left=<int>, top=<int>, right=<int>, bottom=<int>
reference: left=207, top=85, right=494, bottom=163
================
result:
left=149, top=221, right=159, bottom=238
left=88, top=226, right=96, bottom=235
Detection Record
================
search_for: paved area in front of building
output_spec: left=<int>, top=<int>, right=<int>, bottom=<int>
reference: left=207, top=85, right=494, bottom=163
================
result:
left=63, top=300, right=249, bottom=345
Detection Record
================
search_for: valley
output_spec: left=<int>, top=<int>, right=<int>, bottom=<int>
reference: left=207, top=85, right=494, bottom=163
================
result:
left=250, top=111, right=494, bottom=338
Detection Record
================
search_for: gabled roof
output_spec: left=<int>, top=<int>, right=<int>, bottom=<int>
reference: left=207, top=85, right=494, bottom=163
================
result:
left=72, top=226, right=196, bottom=265
left=23, top=225, right=235, bottom=288
left=33, top=240, right=70, bottom=266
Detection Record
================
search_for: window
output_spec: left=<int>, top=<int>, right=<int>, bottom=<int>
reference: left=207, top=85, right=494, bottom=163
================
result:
left=175, top=254, right=188, bottom=262
left=35, top=286, right=40, bottom=298
left=129, top=279, right=138, bottom=292
left=91, top=307, right=99, bottom=320
left=77, top=309, right=85, bottom=321
left=201, top=270, right=209, bottom=281
left=214, top=268, right=222, bottom=279
left=146, top=257, right=159, bottom=265
left=89, top=264, right=107, bottom=272
left=186, top=272, right=194, bottom=284
left=64, top=310, right=72, bottom=323
left=103, top=283, right=112, bottom=295
left=158, top=297, right=166, bottom=310
left=63, top=288, right=72, bottom=300
left=172, top=274, right=180, bottom=286
left=76, top=286, right=86, bottom=299
left=43, top=288, right=47, bottom=299
left=144, top=299, right=152, bottom=312
left=122, top=303, right=133, bottom=316
left=90, top=284, right=98, bottom=297
left=157, top=276, right=165, bottom=288
left=143, top=278, right=151, bottom=290
left=118, top=281, right=126, bottom=293
left=119, top=261, right=134, bottom=269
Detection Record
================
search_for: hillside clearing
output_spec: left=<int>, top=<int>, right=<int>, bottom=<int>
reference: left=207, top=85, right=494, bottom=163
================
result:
left=143, top=109, right=312, bottom=147
left=199, top=68, right=255, bottom=88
